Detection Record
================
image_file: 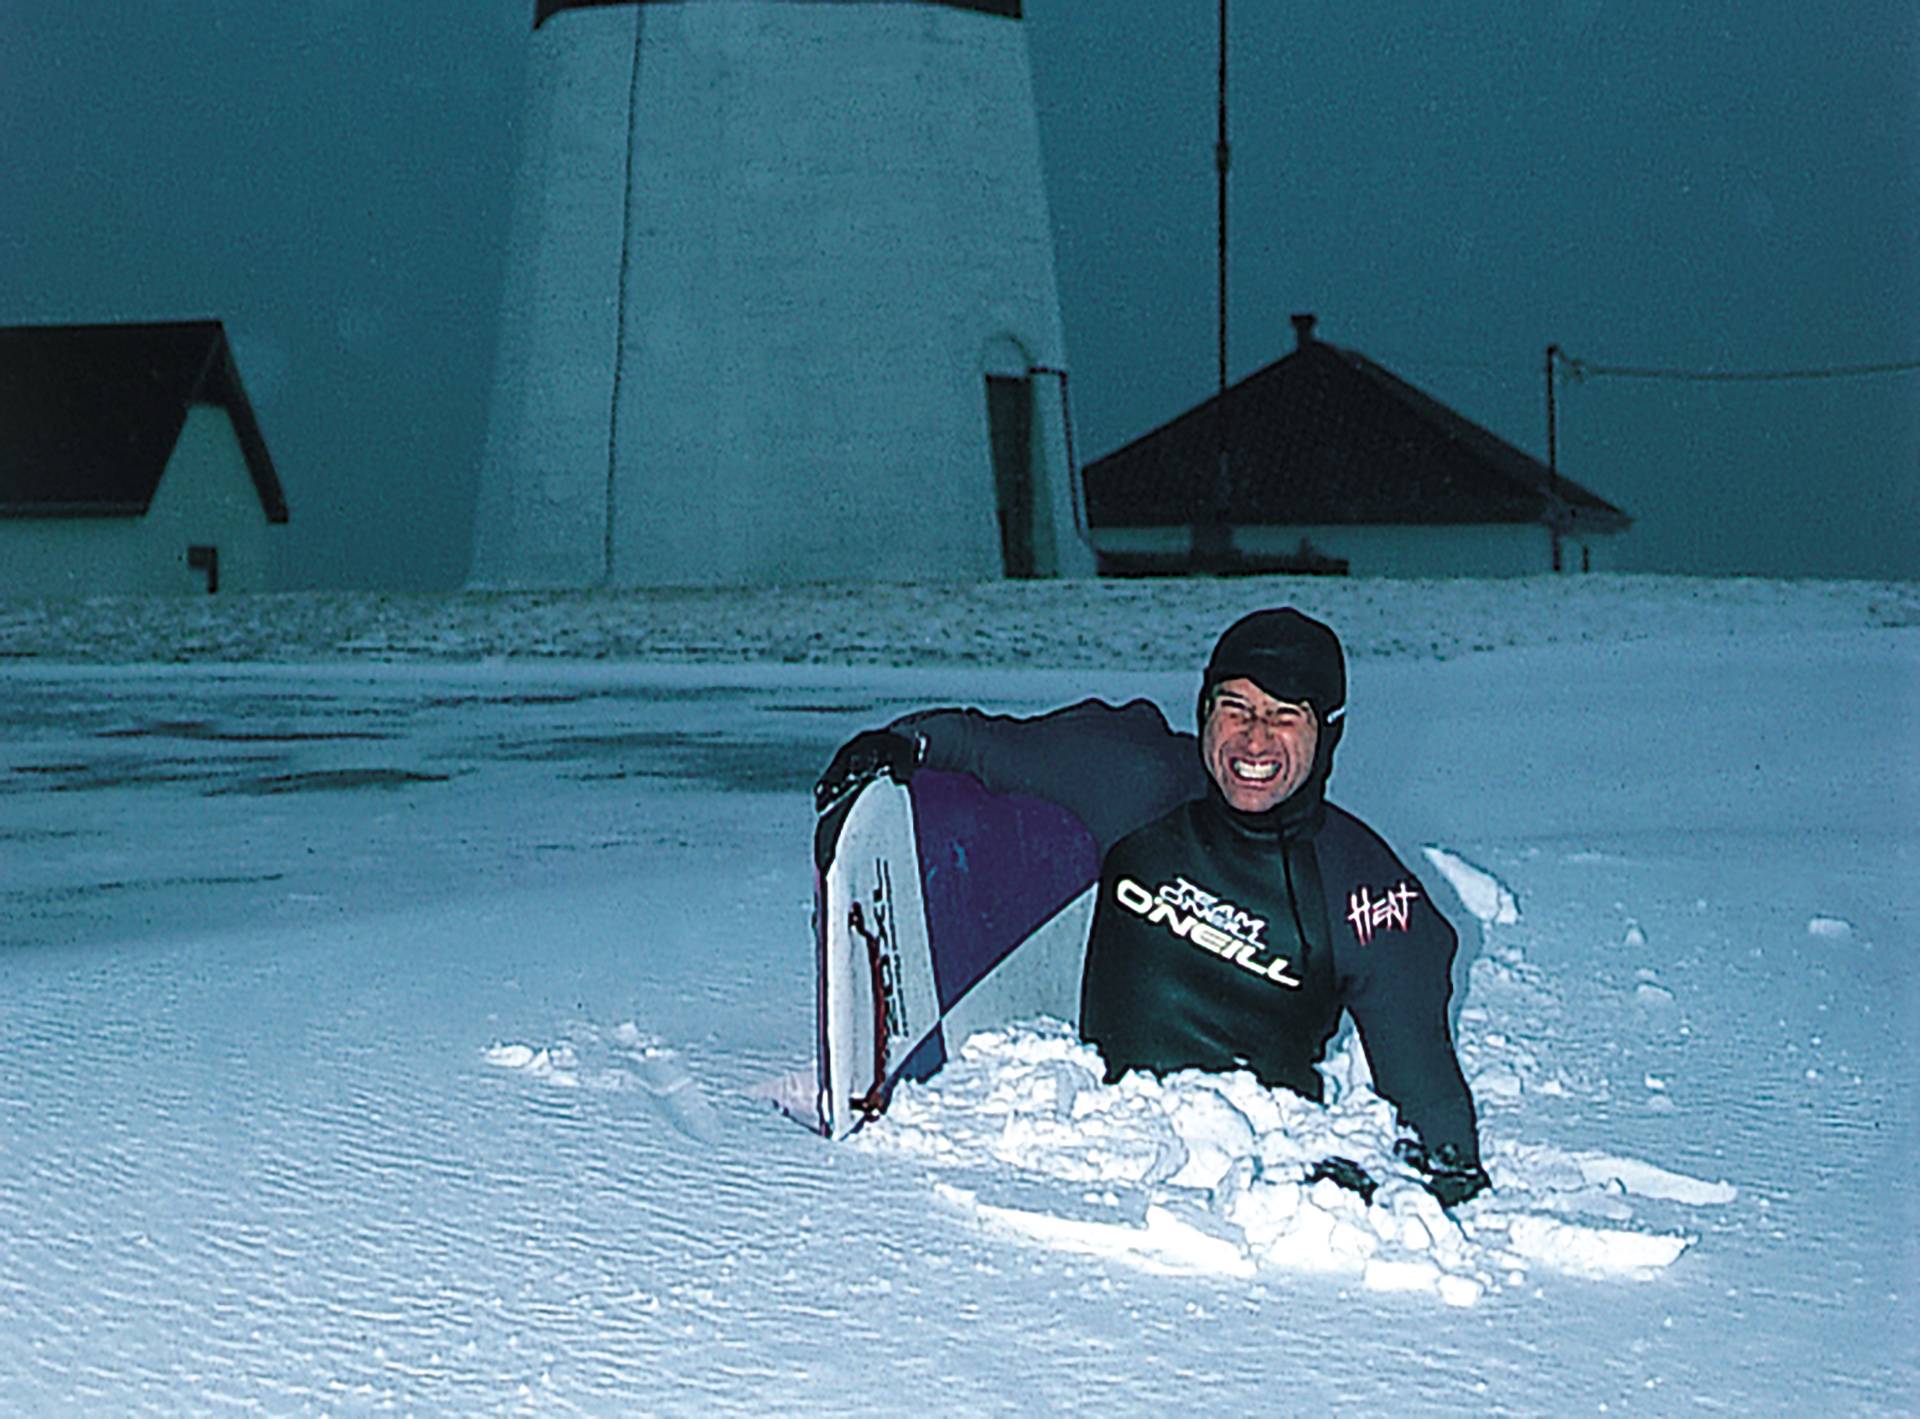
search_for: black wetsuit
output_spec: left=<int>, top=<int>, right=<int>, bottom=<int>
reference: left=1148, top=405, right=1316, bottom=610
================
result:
left=1084, top=794, right=1478, bottom=1162
left=903, top=698, right=1480, bottom=1165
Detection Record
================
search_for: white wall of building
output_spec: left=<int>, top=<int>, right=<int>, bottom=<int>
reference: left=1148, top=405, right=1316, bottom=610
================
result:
left=1093, top=522, right=1624, bottom=577
left=0, top=408, right=276, bottom=598
left=472, top=0, right=1093, bottom=588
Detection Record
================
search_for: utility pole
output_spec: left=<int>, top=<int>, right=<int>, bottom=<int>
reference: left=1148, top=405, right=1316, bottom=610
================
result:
left=1197, top=0, right=1233, bottom=571
left=1545, top=343, right=1564, bottom=573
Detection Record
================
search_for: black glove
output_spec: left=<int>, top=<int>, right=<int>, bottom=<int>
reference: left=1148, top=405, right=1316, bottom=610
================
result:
left=1305, top=1156, right=1379, bottom=1203
left=814, top=729, right=924, bottom=813
left=1395, top=1139, right=1491, bottom=1209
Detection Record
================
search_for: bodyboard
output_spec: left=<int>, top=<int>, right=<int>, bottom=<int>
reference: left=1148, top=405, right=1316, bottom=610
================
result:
left=810, top=769, right=1100, bottom=1139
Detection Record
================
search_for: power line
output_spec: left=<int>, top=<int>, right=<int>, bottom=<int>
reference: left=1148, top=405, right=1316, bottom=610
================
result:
left=1315, top=348, right=1920, bottom=384
left=1562, top=356, right=1920, bottom=384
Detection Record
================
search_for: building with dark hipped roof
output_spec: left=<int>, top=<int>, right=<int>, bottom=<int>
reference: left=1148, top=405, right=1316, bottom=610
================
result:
left=0, top=320, right=286, bottom=597
left=1085, top=315, right=1630, bottom=577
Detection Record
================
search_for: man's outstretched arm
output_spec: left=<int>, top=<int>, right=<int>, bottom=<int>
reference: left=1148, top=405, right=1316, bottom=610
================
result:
left=818, top=699, right=1205, bottom=856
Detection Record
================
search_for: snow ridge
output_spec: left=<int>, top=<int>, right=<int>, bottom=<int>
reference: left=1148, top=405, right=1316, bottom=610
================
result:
left=0, top=575, right=1909, bottom=666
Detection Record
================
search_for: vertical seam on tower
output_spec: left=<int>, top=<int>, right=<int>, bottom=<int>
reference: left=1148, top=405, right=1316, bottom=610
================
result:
left=602, top=8, right=645, bottom=586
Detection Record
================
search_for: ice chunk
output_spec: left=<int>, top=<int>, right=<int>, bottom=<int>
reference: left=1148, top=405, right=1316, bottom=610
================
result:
left=945, top=1186, right=1256, bottom=1278
left=1573, top=1152, right=1738, bottom=1205
left=1474, top=1065, right=1525, bottom=1100
left=1503, top=1215, right=1692, bottom=1277
left=483, top=1041, right=580, bottom=1088
left=1421, top=846, right=1521, bottom=926
left=1163, top=1085, right=1257, bottom=1192
left=1436, top=1273, right=1486, bottom=1308
left=1363, top=1256, right=1443, bottom=1294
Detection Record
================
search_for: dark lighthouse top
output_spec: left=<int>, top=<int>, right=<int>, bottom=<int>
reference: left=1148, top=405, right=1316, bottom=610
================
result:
left=535, top=0, right=1021, bottom=29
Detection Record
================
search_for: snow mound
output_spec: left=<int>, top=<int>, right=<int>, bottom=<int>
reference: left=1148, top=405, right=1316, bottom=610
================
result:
left=858, top=1022, right=1732, bottom=1303
left=1421, top=846, right=1521, bottom=926
left=487, top=1023, right=720, bottom=1141
left=1806, top=915, right=1855, bottom=939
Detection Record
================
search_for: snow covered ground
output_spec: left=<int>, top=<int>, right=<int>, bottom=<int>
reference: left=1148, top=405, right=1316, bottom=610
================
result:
left=1, top=577, right=1914, bottom=1415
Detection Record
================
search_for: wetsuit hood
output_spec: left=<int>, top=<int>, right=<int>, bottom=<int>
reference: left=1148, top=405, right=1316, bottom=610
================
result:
left=1197, top=608, right=1348, bottom=839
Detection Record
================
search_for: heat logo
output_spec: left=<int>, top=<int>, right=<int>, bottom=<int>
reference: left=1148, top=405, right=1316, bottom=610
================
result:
left=1346, top=881, right=1420, bottom=945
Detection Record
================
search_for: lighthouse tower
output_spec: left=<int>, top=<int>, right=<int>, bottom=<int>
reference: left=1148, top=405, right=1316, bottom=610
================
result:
left=469, top=0, right=1092, bottom=588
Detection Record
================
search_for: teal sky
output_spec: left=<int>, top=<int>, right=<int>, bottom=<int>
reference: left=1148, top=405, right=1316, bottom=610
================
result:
left=3, top=0, right=1914, bottom=585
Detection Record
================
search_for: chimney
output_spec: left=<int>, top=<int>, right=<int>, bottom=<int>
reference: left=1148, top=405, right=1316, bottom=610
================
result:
left=1290, top=313, right=1318, bottom=350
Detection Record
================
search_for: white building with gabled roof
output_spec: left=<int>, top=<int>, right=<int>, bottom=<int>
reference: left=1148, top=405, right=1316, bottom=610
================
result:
left=0, top=320, right=288, bottom=598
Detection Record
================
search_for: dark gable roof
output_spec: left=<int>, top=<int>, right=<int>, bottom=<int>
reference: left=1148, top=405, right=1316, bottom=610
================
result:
left=1085, top=327, right=1630, bottom=536
left=0, top=320, right=288, bottom=522
left=534, top=0, right=1020, bottom=28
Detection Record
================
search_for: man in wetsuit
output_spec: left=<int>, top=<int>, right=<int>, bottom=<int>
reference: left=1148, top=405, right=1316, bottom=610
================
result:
left=815, top=608, right=1487, bottom=1205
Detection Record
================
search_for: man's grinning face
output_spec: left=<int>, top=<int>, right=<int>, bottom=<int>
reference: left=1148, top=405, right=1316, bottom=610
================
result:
left=1202, top=677, right=1320, bottom=813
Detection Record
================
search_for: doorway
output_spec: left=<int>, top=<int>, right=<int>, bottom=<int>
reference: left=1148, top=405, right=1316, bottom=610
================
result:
left=984, top=374, right=1035, bottom=578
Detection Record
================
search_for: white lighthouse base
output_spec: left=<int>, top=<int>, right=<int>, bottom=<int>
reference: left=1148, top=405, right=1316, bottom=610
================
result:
left=471, top=1, right=1092, bottom=588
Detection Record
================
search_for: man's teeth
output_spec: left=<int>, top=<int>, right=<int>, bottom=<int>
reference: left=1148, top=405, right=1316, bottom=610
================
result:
left=1231, top=759, right=1279, bottom=781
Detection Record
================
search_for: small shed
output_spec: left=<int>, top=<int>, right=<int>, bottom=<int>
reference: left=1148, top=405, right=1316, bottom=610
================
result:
left=0, top=320, right=287, bottom=597
left=1085, top=315, right=1631, bottom=576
